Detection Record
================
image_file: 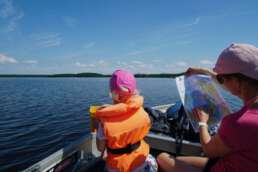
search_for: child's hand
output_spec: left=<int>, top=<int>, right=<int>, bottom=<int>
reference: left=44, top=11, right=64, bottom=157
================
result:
left=98, top=104, right=111, bottom=110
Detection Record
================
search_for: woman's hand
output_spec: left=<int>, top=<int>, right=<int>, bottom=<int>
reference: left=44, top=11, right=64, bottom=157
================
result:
left=186, top=67, right=216, bottom=77
left=192, top=108, right=209, bottom=123
left=186, top=67, right=204, bottom=76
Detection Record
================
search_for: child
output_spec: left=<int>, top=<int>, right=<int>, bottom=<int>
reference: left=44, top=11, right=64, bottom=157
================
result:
left=95, top=69, right=157, bottom=172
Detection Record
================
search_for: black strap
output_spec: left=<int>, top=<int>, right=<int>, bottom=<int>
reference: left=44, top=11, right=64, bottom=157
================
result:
left=175, top=107, right=189, bottom=156
left=107, top=141, right=141, bottom=155
left=175, top=129, right=184, bottom=156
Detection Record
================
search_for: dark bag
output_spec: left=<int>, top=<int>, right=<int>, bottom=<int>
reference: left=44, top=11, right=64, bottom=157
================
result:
left=145, top=102, right=200, bottom=155
left=144, top=106, right=170, bottom=134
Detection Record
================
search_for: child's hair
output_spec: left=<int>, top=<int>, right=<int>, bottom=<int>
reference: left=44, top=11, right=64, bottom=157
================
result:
left=109, top=69, right=137, bottom=97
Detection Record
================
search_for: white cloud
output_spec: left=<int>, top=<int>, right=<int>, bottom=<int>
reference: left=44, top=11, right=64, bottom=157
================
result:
left=200, top=59, right=215, bottom=65
left=130, top=60, right=151, bottom=69
left=97, top=60, right=110, bottom=67
left=176, top=61, right=188, bottom=67
left=118, top=61, right=154, bottom=73
left=115, top=61, right=128, bottom=68
left=6, top=11, right=23, bottom=32
left=83, top=42, right=96, bottom=49
left=192, top=17, right=200, bottom=25
left=127, top=47, right=158, bottom=56
left=0, top=0, right=15, bottom=18
left=116, top=61, right=127, bottom=66
left=152, top=59, right=161, bottom=63
left=61, top=52, right=83, bottom=59
left=23, top=60, right=38, bottom=64
left=75, top=62, right=95, bottom=68
left=117, top=60, right=183, bottom=73
left=32, top=33, right=62, bottom=48
left=128, top=50, right=145, bottom=56
left=175, top=40, right=192, bottom=46
left=75, top=59, right=188, bottom=74
left=131, top=60, right=144, bottom=65
left=63, top=16, right=78, bottom=28
left=0, top=0, right=24, bottom=32
left=165, top=64, right=174, bottom=68
left=0, top=53, right=17, bottom=64
left=165, top=63, right=188, bottom=73
left=206, top=10, right=257, bottom=20
left=185, top=17, right=200, bottom=27
left=75, top=60, right=110, bottom=68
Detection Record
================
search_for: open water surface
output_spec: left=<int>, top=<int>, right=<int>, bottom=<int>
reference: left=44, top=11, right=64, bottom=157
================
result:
left=0, top=78, right=242, bottom=171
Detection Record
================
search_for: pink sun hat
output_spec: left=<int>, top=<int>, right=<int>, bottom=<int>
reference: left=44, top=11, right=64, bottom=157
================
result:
left=110, top=69, right=136, bottom=96
left=213, top=43, right=258, bottom=80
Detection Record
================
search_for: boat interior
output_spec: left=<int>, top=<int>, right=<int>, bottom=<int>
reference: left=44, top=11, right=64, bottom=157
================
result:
left=23, top=104, right=203, bottom=172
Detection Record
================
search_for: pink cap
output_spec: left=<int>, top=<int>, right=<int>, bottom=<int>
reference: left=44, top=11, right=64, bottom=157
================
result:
left=110, top=69, right=136, bottom=95
left=213, top=43, right=258, bottom=80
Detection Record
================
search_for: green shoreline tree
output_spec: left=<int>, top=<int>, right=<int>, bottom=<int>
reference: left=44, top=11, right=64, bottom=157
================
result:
left=0, top=72, right=185, bottom=78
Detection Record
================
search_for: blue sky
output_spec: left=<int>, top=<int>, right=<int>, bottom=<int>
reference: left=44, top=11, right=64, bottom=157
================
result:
left=0, top=0, right=258, bottom=74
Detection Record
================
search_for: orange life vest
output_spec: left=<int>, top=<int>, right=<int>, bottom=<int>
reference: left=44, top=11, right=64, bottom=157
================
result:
left=95, top=95, right=151, bottom=172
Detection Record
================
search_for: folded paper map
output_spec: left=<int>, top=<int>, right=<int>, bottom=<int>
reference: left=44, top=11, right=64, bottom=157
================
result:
left=176, top=74, right=231, bottom=133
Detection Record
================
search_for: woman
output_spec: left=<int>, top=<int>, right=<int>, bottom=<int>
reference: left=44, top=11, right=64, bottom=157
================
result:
left=157, top=43, right=258, bottom=172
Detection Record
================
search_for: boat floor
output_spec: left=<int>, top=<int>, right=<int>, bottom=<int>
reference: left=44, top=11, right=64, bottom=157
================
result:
left=80, top=158, right=106, bottom=172
left=80, top=149, right=164, bottom=172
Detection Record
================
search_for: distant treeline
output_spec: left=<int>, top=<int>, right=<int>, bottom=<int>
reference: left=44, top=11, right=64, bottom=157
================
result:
left=0, top=72, right=185, bottom=78
left=135, top=73, right=185, bottom=78
left=50, top=73, right=111, bottom=77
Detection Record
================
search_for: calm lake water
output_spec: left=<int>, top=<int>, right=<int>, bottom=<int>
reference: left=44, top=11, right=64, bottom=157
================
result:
left=0, top=78, right=242, bottom=172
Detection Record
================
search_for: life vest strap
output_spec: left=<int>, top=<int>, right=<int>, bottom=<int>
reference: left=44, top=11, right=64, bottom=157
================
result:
left=107, top=141, right=141, bottom=155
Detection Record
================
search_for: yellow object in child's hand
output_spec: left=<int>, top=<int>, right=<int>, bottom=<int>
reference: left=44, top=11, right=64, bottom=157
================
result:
left=89, top=105, right=100, bottom=132
left=89, top=105, right=99, bottom=117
